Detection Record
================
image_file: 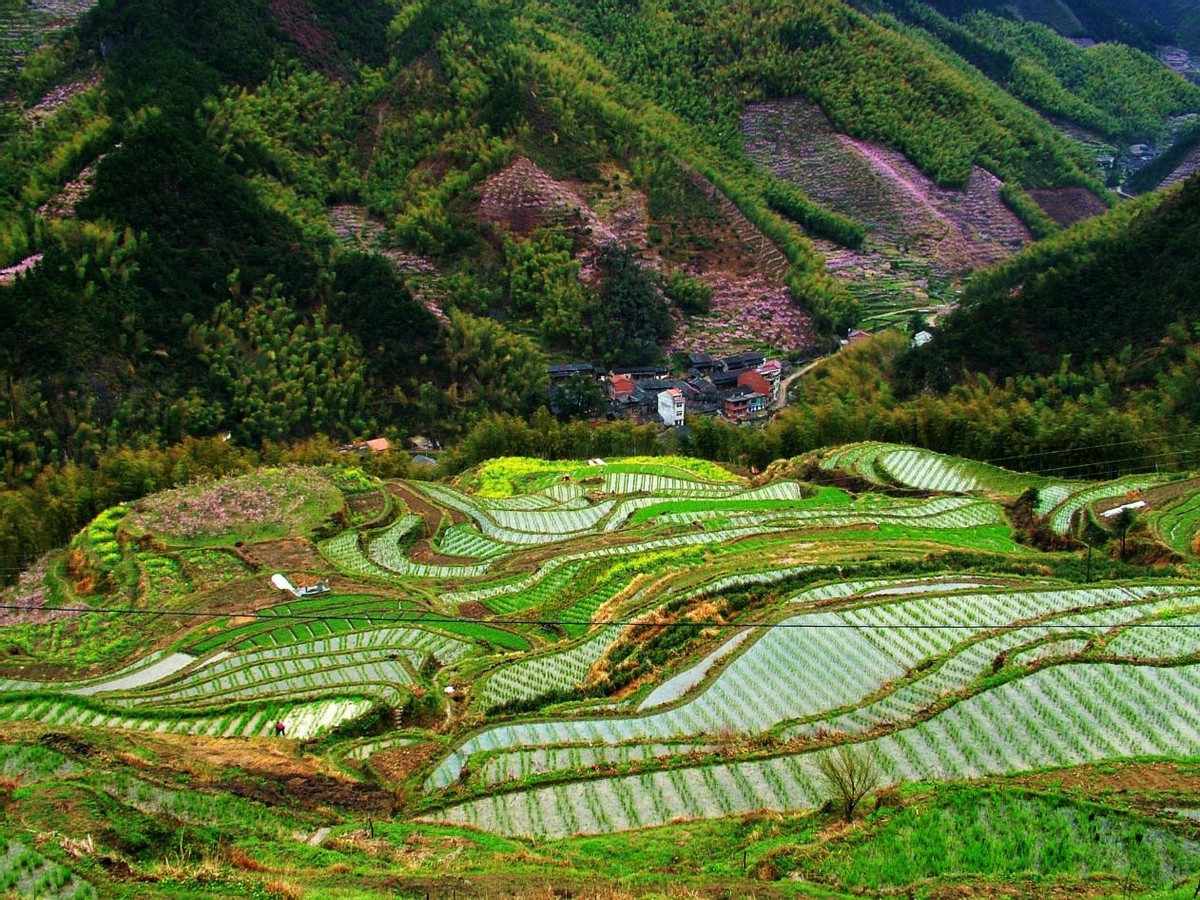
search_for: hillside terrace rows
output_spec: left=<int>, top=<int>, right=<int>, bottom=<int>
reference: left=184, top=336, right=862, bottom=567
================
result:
left=4, top=449, right=1200, bottom=846
left=433, top=660, right=1200, bottom=839
left=429, top=581, right=1200, bottom=838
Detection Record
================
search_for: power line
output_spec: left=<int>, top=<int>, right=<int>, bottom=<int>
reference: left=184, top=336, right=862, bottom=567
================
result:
left=4, top=602, right=1200, bottom=631
left=995, top=447, right=1199, bottom=477
left=982, top=428, right=1200, bottom=467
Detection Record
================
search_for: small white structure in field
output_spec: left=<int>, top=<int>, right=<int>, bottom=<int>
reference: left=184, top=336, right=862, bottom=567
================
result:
left=1102, top=500, right=1146, bottom=518
left=658, top=387, right=685, bottom=427
left=271, top=573, right=331, bottom=597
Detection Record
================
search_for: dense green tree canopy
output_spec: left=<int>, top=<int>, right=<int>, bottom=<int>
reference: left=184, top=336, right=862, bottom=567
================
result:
left=0, top=0, right=1197, bottom=573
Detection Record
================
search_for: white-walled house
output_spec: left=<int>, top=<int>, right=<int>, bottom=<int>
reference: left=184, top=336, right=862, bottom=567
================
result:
left=658, top=387, right=685, bottom=426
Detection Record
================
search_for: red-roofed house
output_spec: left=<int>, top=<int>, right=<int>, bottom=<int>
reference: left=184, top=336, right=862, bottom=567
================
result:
left=756, top=359, right=783, bottom=383
left=737, top=369, right=773, bottom=399
left=608, top=373, right=635, bottom=401
left=723, top=387, right=768, bottom=423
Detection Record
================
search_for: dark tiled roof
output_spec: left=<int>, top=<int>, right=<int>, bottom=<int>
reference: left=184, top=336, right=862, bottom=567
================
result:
left=722, top=352, right=766, bottom=370
left=711, top=370, right=740, bottom=387
left=726, top=386, right=763, bottom=401
left=639, top=379, right=695, bottom=394
left=548, top=363, right=596, bottom=378
left=611, top=365, right=669, bottom=378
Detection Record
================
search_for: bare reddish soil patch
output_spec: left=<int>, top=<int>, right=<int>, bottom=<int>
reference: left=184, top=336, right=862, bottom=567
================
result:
left=840, top=138, right=1031, bottom=270
left=347, top=489, right=387, bottom=522
left=672, top=218, right=759, bottom=276
left=368, top=741, right=441, bottom=783
left=237, top=538, right=324, bottom=574
left=227, top=767, right=392, bottom=811
left=387, top=483, right=490, bottom=567
left=389, top=483, right=464, bottom=527
left=1162, top=145, right=1200, bottom=190
left=478, top=156, right=813, bottom=352
left=1012, top=760, right=1200, bottom=800
left=742, top=100, right=1031, bottom=272
left=648, top=178, right=758, bottom=277
left=268, top=0, right=331, bottom=57
left=571, top=162, right=653, bottom=252
left=479, top=157, right=610, bottom=241
left=200, top=578, right=281, bottom=615
left=380, top=878, right=786, bottom=900
left=142, top=733, right=391, bottom=811
left=686, top=170, right=791, bottom=280
left=5, top=727, right=389, bottom=812
left=922, top=881, right=1112, bottom=899
left=152, top=733, right=326, bottom=778
left=1028, top=187, right=1109, bottom=227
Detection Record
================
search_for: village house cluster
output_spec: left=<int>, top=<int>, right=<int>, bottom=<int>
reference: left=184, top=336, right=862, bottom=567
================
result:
left=549, top=351, right=786, bottom=428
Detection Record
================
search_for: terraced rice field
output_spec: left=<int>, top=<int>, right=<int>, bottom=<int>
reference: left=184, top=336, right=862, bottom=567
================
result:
left=0, top=695, right=373, bottom=740
left=475, top=624, right=625, bottom=710
left=427, top=582, right=1196, bottom=785
left=430, top=581, right=1200, bottom=837
left=1151, top=485, right=1200, bottom=555
left=1045, top=476, right=1164, bottom=534
left=435, top=658, right=1200, bottom=839
left=5, top=448, right=1200, bottom=855
left=0, top=835, right=95, bottom=900
left=820, top=441, right=1048, bottom=496
left=819, top=442, right=1170, bottom=535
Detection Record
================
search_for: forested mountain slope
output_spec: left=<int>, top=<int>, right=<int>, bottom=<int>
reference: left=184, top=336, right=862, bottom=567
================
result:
left=0, top=0, right=1196, bottom=566
left=899, top=0, right=1200, bottom=49
left=902, top=175, right=1200, bottom=384
left=872, top=0, right=1200, bottom=143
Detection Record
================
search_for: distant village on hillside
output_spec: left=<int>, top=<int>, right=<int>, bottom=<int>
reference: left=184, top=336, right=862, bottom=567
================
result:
left=545, top=328, right=903, bottom=430
left=549, top=350, right=786, bottom=428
